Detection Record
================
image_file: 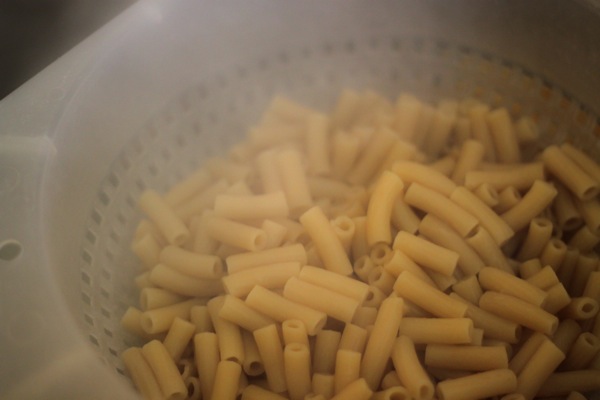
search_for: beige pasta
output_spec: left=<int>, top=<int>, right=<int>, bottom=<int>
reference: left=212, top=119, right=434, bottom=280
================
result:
left=537, top=370, right=600, bottom=397
left=298, top=265, right=369, bottom=303
left=383, top=249, right=437, bottom=287
left=495, top=186, right=522, bottom=213
left=478, top=266, right=547, bottom=307
left=284, top=276, right=360, bottom=322
left=393, top=271, right=467, bottom=318
left=142, top=340, right=188, bottom=400
left=465, top=226, right=514, bottom=274
left=515, top=337, right=565, bottom=400
left=404, top=182, right=478, bottom=237
left=330, top=378, right=373, bottom=400
left=253, top=324, right=287, bottom=393
left=425, top=344, right=509, bottom=371
left=501, top=180, right=557, bottom=232
left=225, top=243, right=307, bottom=273
left=469, top=104, right=497, bottom=161
left=284, top=343, right=312, bottom=400
left=391, top=192, right=421, bottom=234
left=300, top=206, right=353, bottom=275
left=214, top=191, right=289, bottom=220
left=159, top=245, right=223, bottom=280
left=554, top=183, right=583, bottom=231
left=450, top=186, right=514, bottom=245
left=392, top=335, right=435, bottom=400
left=210, top=360, right=242, bottom=400
left=121, top=347, right=164, bottom=400
left=218, top=294, right=275, bottom=331
left=306, top=112, right=331, bottom=175
left=418, top=214, right=485, bottom=276
left=334, top=349, right=362, bottom=394
left=436, top=368, right=517, bottom=400
left=479, top=291, right=558, bottom=335
left=451, top=275, right=483, bottom=305
left=163, top=317, right=196, bottom=362
left=140, top=287, right=186, bottom=311
left=139, top=190, right=190, bottom=246
left=165, top=168, right=212, bottom=207
left=282, top=319, right=309, bottom=347
left=346, top=127, right=396, bottom=185
left=451, top=139, right=485, bottom=184
left=276, top=148, right=314, bottom=214
left=393, top=231, right=458, bottom=277
left=149, top=264, right=223, bottom=298
left=174, top=179, right=229, bottom=221
left=562, top=332, right=600, bottom=370
left=206, top=215, right=268, bottom=251
left=222, top=261, right=301, bottom=298
left=366, top=170, right=404, bottom=246
left=241, top=385, right=288, bottom=400
left=241, top=330, right=265, bottom=377
left=451, top=293, right=521, bottom=343
left=331, top=130, right=362, bottom=179
left=140, top=298, right=204, bottom=334
left=542, top=145, right=599, bottom=201
left=132, top=233, right=162, bottom=270
left=312, top=330, right=341, bottom=374
left=516, top=217, right=553, bottom=261
left=392, top=160, right=457, bottom=196
left=360, top=296, right=404, bottom=389
left=487, top=105, right=522, bottom=159
left=245, top=285, right=327, bottom=335
left=399, top=317, right=474, bottom=345
left=465, top=162, right=544, bottom=192
left=207, top=296, right=245, bottom=363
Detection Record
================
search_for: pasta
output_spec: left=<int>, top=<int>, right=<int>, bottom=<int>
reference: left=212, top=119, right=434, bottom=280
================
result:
left=122, top=91, right=600, bottom=400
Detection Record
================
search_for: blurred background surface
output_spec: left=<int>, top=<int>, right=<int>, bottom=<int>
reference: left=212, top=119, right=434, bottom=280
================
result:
left=0, top=0, right=136, bottom=99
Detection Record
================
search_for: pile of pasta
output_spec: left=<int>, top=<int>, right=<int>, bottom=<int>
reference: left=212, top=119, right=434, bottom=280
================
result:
left=120, top=90, right=600, bottom=400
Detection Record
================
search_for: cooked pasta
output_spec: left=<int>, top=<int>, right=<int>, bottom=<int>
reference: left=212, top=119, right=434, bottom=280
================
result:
left=122, top=91, right=600, bottom=400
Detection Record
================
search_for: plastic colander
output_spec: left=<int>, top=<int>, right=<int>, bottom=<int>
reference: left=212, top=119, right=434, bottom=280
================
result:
left=1, top=1, right=600, bottom=399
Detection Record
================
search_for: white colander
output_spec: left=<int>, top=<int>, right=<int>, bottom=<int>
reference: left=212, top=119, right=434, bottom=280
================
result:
left=1, top=1, right=600, bottom=399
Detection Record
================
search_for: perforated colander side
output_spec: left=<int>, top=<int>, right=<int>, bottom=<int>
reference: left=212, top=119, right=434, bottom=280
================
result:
left=77, top=36, right=600, bottom=375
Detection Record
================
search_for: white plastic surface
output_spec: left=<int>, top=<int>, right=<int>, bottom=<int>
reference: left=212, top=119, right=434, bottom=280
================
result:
left=1, top=1, right=600, bottom=399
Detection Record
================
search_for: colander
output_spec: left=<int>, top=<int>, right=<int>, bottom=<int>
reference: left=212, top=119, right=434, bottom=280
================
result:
left=1, top=1, right=600, bottom=399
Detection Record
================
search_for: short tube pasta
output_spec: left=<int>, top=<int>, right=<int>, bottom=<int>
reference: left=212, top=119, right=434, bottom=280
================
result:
left=334, top=349, right=362, bottom=394
left=450, top=186, right=514, bottom=245
left=214, top=191, right=290, bottom=220
left=399, top=317, right=474, bottom=345
left=479, top=291, right=559, bottom=335
left=300, top=206, right=353, bottom=276
left=360, top=296, right=404, bottom=389
left=150, top=264, right=223, bottom=298
left=163, top=317, right=196, bottom=362
left=253, top=324, right=287, bottom=393
left=393, top=231, right=458, bottom=276
left=284, top=343, right=312, bottom=400
left=392, top=335, right=435, bottom=400
left=436, top=368, right=517, bottom=400
left=418, top=214, right=485, bottom=276
left=207, top=296, right=245, bottom=364
left=226, top=243, right=307, bottom=273
left=218, top=294, right=275, bottom=331
left=487, top=108, right=521, bottom=163
left=542, top=145, right=599, bottom=201
left=404, top=182, right=478, bottom=237
left=206, top=215, right=268, bottom=251
left=210, top=360, right=242, bottom=400
left=425, top=344, right=509, bottom=371
left=366, top=170, right=404, bottom=246
left=515, top=337, right=565, bottom=400
left=139, top=190, right=190, bottom=246
left=305, top=112, right=331, bottom=175
left=516, top=217, right=553, bottom=261
left=159, top=245, right=223, bottom=279
left=142, top=340, right=188, bottom=400
left=276, top=148, right=313, bottom=214
left=222, top=261, right=301, bottom=298
left=392, top=160, right=457, bottom=196
left=284, top=276, right=360, bottom=322
left=478, top=266, right=547, bottom=307
left=465, top=163, right=544, bottom=193
left=393, top=271, right=468, bottom=318
left=451, top=139, right=485, bottom=184
left=121, top=347, right=163, bottom=400
left=245, top=285, right=327, bottom=335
